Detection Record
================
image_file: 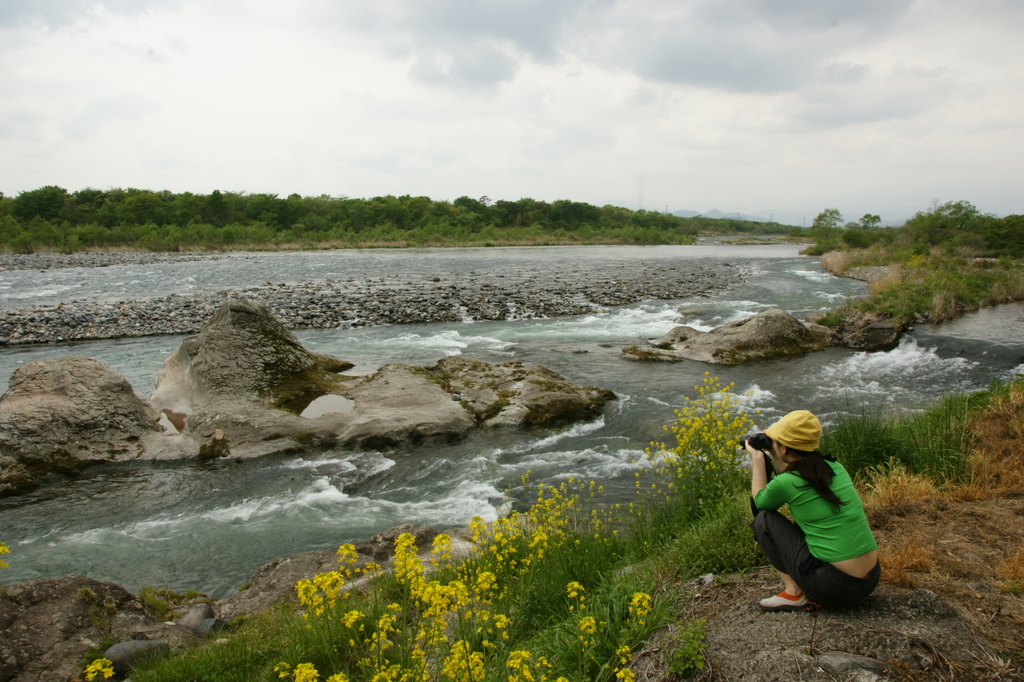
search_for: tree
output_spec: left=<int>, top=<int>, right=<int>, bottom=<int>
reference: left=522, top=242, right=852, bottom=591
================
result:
left=123, top=190, right=165, bottom=225
left=902, top=200, right=997, bottom=249
left=808, top=208, right=843, bottom=245
left=11, top=185, right=68, bottom=221
left=811, top=208, right=843, bottom=231
left=858, top=214, right=881, bottom=230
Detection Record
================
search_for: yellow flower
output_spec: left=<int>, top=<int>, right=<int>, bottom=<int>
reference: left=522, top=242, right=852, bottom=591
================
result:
left=475, top=570, right=497, bottom=596
left=293, top=662, right=321, bottom=682
left=615, top=667, right=636, bottom=681
left=629, top=592, right=652, bottom=618
left=83, top=658, right=115, bottom=680
left=440, top=640, right=484, bottom=681
left=341, top=609, right=364, bottom=628
left=578, top=616, right=597, bottom=635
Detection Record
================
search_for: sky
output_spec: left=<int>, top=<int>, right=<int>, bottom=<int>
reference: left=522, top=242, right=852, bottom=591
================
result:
left=2, top=0, right=1022, bottom=226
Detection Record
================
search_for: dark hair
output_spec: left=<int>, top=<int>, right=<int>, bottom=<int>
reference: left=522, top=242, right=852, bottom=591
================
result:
left=781, top=448, right=843, bottom=508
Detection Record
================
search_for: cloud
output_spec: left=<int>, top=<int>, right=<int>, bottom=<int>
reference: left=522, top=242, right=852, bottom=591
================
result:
left=317, top=0, right=602, bottom=89
left=579, top=0, right=916, bottom=93
left=408, top=42, right=519, bottom=89
left=0, top=0, right=179, bottom=29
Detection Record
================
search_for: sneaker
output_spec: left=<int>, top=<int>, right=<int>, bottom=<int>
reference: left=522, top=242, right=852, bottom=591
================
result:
left=759, top=591, right=809, bottom=612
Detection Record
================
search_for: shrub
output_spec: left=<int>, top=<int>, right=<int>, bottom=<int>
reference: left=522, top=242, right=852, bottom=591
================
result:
left=636, top=373, right=755, bottom=546
left=666, top=619, right=707, bottom=677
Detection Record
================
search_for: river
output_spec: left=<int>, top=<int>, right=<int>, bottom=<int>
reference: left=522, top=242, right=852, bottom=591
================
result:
left=0, top=244, right=1021, bottom=598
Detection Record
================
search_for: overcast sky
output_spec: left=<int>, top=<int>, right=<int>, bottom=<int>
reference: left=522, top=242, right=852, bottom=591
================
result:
left=2, top=0, right=1022, bottom=224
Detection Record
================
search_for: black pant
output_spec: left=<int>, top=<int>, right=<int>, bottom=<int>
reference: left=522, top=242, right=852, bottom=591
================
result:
left=751, top=510, right=880, bottom=608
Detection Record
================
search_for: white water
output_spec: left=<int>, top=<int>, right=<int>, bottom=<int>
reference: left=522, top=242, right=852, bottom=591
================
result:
left=1, top=245, right=1021, bottom=597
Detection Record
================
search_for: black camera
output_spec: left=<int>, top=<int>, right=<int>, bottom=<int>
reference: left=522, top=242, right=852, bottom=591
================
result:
left=739, top=432, right=772, bottom=451
left=741, top=432, right=776, bottom=486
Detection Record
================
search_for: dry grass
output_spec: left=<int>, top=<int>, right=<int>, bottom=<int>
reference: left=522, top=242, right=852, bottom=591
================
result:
left=820, top=250, right=853, bottom=276
left=862, top=462, right=938, bottom=517
left=954, top=382, right=1024, bottom=495
left=997, top=545, right=1024, bottom=595
left=867, top=266, right=905, bottom=295
left=879, top=534, right=936, bottom=588
left=929, top=289, right=961, bottom=321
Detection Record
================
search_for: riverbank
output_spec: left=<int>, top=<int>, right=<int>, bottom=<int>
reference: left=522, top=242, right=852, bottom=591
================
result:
left=0, top=252, right=748, bottom=345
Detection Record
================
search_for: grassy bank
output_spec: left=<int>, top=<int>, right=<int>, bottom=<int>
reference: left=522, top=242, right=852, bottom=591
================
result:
left=80, top=374, right=1024, bottom=682
left=816, top=246, right=1024, bottom=327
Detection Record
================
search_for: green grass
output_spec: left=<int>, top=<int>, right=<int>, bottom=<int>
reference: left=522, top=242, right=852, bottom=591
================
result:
left=824, top=379, right=1018, bottom=486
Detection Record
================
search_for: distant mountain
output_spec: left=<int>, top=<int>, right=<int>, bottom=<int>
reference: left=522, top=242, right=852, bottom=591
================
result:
left=671, top=208, right=777, bottom=223
left=667, top=208, right=816, bottom=226
left=700, top=209, right=766, bottom=221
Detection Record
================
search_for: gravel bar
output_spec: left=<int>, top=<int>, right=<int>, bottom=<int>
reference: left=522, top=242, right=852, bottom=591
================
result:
left=0, top=253, right=749, bottom=345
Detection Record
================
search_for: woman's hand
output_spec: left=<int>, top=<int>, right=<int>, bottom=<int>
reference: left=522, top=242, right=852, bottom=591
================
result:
left=747, top=440, right=769, bottom=498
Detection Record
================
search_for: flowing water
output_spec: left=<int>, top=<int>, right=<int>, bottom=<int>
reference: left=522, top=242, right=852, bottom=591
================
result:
left=1, top=245, right=1021, bottom=598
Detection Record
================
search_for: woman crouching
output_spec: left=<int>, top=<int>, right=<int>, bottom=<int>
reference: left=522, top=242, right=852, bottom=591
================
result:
left=744, top=410, right=880, bottom=611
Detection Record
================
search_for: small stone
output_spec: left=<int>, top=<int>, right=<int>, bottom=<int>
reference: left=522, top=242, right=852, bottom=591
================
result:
left=194, top=617, right=228, bottom=637
left=104, top=639, right=170, bottom=676
left=176, top=603, right=215, bottom=633
left=817, top=652, right=886, bottom=675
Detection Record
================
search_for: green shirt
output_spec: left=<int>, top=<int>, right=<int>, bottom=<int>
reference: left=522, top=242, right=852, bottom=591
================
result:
left=754, top=459, right=877, bottom=562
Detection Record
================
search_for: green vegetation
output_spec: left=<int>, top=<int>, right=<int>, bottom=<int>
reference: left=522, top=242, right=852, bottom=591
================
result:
left=0, top=186, right=786, bottom=253
left=138, top=586, right=208, bottom=620
left=666, top=619, right=707, bottom=677
left=804, top=201, right=1024, bottom=328
left=802, top=200, right=1022, bottom=258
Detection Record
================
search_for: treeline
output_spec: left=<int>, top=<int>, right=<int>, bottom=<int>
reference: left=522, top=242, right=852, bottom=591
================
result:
left=803, top=201, right=1024, bottom=258
left=0, top=186, right=781, bottom=253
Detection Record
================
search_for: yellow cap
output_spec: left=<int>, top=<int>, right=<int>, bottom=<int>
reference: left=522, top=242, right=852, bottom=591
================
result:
left=765, top=410, right=821, bottom=451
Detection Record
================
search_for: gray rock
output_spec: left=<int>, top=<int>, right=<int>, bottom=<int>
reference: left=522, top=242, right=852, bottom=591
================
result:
left=627, top=308, right=832, bottom=364
left=194, top=617, right=228, bottom=637
left=148, top=299, right=353, bottom=415
left=0, top=356, right=162, bottom=495
left=830, top=310, right=905, bottom=351
left=105, top=639, right=170, bottom=676
left=1, top=299, right=617, bottom=495
left=0, top=575, right=194, bottom=682
left=153, top=302, right=615, bottom=457
left=816, top=652, right=886, bottom=674
left=176, top=603, right=215, bottom=633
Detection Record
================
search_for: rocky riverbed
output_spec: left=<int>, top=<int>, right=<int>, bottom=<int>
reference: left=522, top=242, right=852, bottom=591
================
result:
left=0, top=252, right=748, bottom=345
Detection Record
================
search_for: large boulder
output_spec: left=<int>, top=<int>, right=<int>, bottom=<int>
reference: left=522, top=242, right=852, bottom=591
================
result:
left=148, top=298, right=354, bottom=416
left=0, top=575, right=196, bottom=682
left=149, top=300, right=616, bottom=459
left=0, top=356, right=162, bottom=495
left=827, top=309, right=905, bottom=351
left=626, top=308, right=833, bottom=364
left=434, top=356, right=616, bottom=428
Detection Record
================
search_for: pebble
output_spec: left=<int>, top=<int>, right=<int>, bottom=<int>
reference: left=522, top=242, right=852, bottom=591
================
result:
left=0, top=252, right=751, bottom=345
